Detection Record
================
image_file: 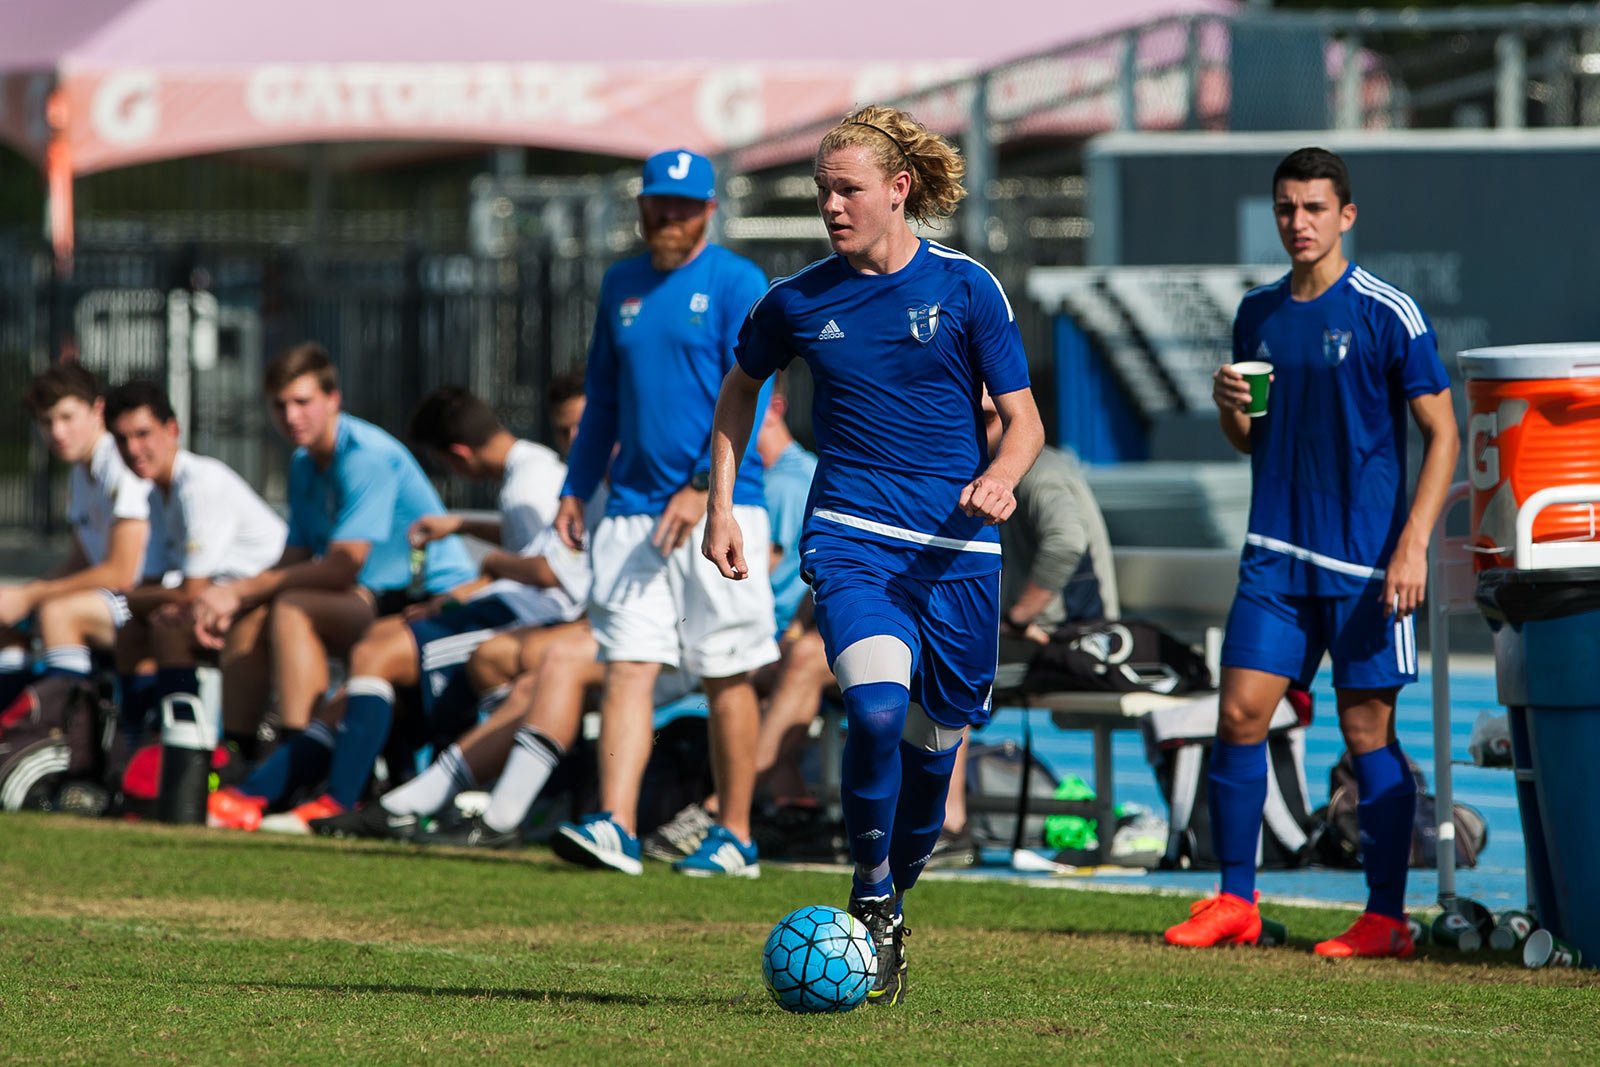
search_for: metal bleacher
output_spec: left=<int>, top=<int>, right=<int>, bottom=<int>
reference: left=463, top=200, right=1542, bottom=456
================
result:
left=1029, top=265, right=1284, bottom=419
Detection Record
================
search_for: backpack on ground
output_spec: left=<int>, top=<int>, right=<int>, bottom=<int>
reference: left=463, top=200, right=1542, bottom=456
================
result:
left=0, top=674, right=118, bottom=812
left=964, top=739, right=1062, bottom=849
left=1022, top=618, right=1213, bottom=696
left=1309, top=750, right=1489, bottom=869
left=1143, top=688, right=1317, bottom=870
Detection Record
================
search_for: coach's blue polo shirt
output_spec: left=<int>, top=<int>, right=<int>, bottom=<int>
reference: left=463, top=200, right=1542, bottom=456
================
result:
left=285, top=414, right=475, bottom=595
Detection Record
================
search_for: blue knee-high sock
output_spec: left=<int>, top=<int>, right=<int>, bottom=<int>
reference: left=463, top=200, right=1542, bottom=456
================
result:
left=237, top=721, right=335, bottom=805
left=118, top=672, right=161, bottom=746
left=889, top=738, right=962, bottom=897
left=324, top=678, right=396, bottom=809
left=1354, top=742, right=1417, bottom=920
left=1209, top=739, right=1268, bottom=902
left=840, top=681, right=908, bottom=901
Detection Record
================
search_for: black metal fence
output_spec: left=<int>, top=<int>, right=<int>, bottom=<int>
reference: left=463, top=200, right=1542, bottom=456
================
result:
left=0, top=237, right=583, bottom=533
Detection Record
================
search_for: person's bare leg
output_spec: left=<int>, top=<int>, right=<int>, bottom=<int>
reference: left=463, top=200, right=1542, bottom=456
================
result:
left=453, top=623, right=600, bottom=781
left=1217, top=667, right=1291, bottom=745
left=464, top=630, right=528, bottom=695
left=36, top=589, right=118, bottom=653
left=753, top=628, right=834, bottom=801
left=347, top=614, right=421, bottom=689
left=943, top=740, right=969, bottom=832
left=596, top=660, right=662, bottom=836
left=269, top=590, right=375, bottom=730
left=704, top=671, right=759, bottom=843
left=220, top=604, right=272, bottom=741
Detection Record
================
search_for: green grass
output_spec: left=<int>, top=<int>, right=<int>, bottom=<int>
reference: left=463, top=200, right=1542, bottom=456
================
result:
left=1, top=815, right=1596, bottom=1066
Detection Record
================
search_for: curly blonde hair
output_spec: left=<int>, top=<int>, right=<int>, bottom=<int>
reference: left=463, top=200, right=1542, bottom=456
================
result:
left=816, top=105, right=966, bottom=224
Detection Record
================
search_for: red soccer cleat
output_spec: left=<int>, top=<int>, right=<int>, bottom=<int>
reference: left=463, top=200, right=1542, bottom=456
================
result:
left=1314, top=912, right=1416, bottom=959
left=1164, top=891, right=1263, bottom=947
left=207, top=787, right=268, bottom=832
left=258, top=794, right=346, bottom=835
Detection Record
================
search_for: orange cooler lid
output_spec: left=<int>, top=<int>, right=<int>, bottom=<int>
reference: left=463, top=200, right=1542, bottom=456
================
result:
left=1459, top=343, right=1600, bottom=380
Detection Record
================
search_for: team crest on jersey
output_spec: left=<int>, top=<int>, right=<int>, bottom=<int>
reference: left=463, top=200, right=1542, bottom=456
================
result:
left=1323, top=328, right=1353, bottom=365
left=907, top=303, right=940, bottom=343
left=620, top=297, right=642, bottom=327
left=690, top=292, right=710, bottom=313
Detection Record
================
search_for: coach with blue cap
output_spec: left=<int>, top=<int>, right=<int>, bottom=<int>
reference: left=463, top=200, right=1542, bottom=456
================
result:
left=549, top=148, right=778, bottom=878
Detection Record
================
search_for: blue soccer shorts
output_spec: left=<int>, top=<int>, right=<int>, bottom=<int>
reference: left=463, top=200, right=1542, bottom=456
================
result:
left=809, top=551, right=1000, bottom=730
left=406, top=595, right=523, bottom=723
left=1221, top=583, right=1417, bottom=691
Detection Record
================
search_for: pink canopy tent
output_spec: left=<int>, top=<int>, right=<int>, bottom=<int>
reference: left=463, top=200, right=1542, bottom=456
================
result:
left=0, top=0, right=1234, bottom=262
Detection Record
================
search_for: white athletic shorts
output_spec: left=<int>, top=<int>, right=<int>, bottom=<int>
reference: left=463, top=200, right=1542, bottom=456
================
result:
left=588, top=507, right=779, bottom=679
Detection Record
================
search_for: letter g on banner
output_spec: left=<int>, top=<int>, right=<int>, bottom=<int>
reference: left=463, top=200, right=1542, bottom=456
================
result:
left=92, top=70, right=160, bottom=146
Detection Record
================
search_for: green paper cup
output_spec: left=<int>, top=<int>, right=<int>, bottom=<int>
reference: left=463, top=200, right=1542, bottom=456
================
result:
left=1524, top=929, right=1582, bottom=969
left=1258, top=917, right=1288, bottom=947
left=1432, top=911, right=1482, bottom=952
left=1489, top=910, right=1536, bottom=952
left=1231, top=360, right=1273, bottom=418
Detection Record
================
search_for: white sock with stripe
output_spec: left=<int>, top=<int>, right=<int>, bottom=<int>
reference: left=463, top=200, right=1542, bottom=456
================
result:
left=482, top=727, right=564, bottom=834
left=380, top=744, right=477, bottom=816
left=43, top=645, right=92, bottom=677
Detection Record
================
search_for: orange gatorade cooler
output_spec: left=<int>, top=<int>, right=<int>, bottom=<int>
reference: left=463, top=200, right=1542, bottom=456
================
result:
left=1458, top=344, right=1600, bottom=571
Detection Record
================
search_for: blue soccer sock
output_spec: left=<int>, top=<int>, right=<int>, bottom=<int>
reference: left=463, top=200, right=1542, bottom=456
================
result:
left=237, top=720, right=335, bottom=805
left=889, top=736, right=962, bottom=897
left=1354, top=742, right=1417, bottom=920
left=41, top=644, right=92, bottom=679
left=840, top=681, right=908, bottom=901
left=117, top=672, right=161, bottom=746
left=1208, top=738, right=1268, bottom=902
left=324, top=677, right=396, bottom=809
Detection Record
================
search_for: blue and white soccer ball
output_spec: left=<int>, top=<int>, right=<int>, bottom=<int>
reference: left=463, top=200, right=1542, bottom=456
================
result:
left=761, top=904, right=876, bottom=1014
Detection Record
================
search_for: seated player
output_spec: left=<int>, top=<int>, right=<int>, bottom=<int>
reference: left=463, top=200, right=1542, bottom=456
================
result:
left=209, top=377, right=584, bottom=832
left=937, top=389, right=1121, bottom=862
left=311, top=618, right=603, bottom=844
left=97, top=380, right=287, bottom=746
left=0, top=365, right=150, bottom=739
left=190, top=342, right=476, bottom=768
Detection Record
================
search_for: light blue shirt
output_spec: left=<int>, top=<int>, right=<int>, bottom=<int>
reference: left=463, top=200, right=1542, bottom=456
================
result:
left=764, top=440, right=818, bottom=633
left=285, top=414, right=476, bottom=595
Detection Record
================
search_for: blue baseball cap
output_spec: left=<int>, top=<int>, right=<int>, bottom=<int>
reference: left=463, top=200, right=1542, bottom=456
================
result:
left=640, top=149, right=716, bottom=201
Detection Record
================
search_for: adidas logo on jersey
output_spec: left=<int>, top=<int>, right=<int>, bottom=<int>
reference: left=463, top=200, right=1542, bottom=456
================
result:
left=817, top=319, right=845, bottom=340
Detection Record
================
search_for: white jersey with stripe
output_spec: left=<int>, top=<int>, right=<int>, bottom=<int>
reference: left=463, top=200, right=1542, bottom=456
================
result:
left=67, top=432, right=151, bottom=567
left=146, top=450, right=287, bottom=582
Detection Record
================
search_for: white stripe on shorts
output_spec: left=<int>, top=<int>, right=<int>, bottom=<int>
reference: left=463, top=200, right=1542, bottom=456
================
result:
left=97, top=588, right=131, bottom=630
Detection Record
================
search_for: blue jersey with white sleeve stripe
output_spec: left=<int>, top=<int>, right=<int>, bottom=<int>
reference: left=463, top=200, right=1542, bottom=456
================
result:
left=1233, top=263, right=1450, bottom=596
left=735, top=239, right=1030, bottom=581
left=562, top=244, right=770, bottom=517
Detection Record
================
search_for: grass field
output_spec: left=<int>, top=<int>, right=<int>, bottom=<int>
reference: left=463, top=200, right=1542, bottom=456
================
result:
left=2, top=815, right=1596, bottom=1066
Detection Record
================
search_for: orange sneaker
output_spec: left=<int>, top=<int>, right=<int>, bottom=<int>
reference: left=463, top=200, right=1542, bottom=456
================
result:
left=258, top=794, right=346, bottom=835
left=207, top=787, right=267, bottom=831
left=1314, top=912, right=1415, bottom=959
left=1164, top=891, right=1262, bottom=947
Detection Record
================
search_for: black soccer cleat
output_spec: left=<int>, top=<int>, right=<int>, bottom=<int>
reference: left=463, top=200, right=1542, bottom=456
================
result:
left=309, top=803, right=420, bottom=842
left=419, top=814, right=521, bottom=850
left=849, top=893, right=909, bottom=1006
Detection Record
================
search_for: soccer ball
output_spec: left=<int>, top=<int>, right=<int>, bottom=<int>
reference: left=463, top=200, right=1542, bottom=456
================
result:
left=761, top=905, right=876, bottom=1014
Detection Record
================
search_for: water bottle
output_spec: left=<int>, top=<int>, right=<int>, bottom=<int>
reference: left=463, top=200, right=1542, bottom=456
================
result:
left=407, top=545, right=428, bottom=602
left=157, top=693, right=217, bottom=824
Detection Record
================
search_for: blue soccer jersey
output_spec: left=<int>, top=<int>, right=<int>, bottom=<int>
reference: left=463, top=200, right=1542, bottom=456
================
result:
left=562, top=244, right=770, bottom=517
left=1233, top=264, right=1450, bottom=597
left=736, top=240, right=1030, bottom=581
left=285, top=414, right=476, bottom=595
